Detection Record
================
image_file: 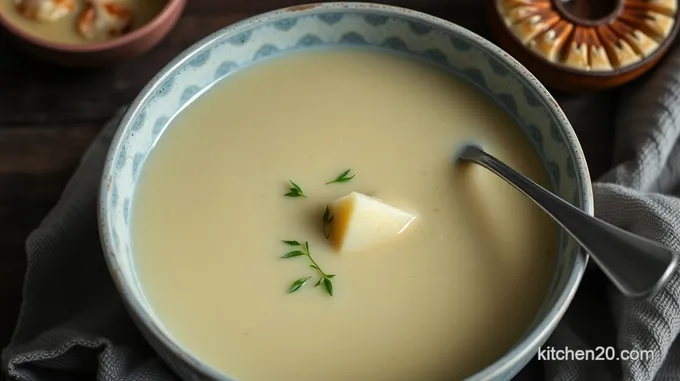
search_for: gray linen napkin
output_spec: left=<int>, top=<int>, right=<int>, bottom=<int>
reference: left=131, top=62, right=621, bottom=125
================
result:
left=542, top=47, right=680, bottom=381
left=4, top=48, right=680, bottom=381
left=0, top=111, right=177, bottom=381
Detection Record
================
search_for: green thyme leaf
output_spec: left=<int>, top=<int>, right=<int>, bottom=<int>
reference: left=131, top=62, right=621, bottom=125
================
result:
left=282, top=240, right=301, bottom=246
left=322, top=205, right=335, bottom=240
left=289, top=277, right=311, bottom=293
left=326, top=169, right=355, bottom=184
left=323, top=277, right=334, bottom=296
left=281, top=250, right=305, bottom=259
left=284, top=180, right=306, bottom=198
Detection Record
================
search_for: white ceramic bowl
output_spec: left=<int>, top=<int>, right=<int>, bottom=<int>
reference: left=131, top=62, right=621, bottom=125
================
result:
left=99, top=3, right=592, bottom=380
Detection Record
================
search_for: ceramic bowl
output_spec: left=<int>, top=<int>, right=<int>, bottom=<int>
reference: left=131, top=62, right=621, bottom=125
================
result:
left=99, top=3, right=593, bottom=380
left=0, top=0, right=185, bottom=67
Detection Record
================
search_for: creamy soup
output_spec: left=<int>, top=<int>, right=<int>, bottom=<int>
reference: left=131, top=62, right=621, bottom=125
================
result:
left=132, top=49, right=558, bottom=381
left=0, top=0, right=166, bottom=44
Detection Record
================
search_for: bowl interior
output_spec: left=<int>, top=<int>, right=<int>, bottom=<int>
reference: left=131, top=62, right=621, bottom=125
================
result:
left=100, top=3, right=592, bottom=380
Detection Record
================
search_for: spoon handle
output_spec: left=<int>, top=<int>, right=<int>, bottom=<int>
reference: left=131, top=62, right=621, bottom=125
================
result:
left=459, top=146, right=678, bottom=299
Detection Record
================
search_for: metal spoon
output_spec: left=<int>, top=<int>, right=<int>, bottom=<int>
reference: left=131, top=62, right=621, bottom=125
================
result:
left=457, top=144, right=677, bottom=299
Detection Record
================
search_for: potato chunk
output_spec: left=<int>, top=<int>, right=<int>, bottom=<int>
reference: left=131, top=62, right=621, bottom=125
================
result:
left=328, top=192, right=415, bottom=253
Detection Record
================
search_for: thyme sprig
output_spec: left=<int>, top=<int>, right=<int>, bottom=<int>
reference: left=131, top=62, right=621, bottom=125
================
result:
left=281, top=240, right=335, bottom=296
left=322, top=205, right=334, bottom=239
left=326, top=169, right=355, bottom=184
left=284, top=180, right=306, bottom=198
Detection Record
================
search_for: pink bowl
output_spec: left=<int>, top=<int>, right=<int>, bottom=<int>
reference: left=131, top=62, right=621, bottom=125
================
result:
left=0, top=0, right=186, bottom=67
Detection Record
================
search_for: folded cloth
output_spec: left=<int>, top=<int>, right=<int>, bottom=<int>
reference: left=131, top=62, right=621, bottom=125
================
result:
left=542, top=48, right=680, bottom=381
left=1, top=111, right=178, bottom=381
left=4, top=39, right=680, bottom=381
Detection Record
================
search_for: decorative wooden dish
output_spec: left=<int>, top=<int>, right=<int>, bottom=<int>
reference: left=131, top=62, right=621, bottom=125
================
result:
left=487, top=0, right=679, bottom=91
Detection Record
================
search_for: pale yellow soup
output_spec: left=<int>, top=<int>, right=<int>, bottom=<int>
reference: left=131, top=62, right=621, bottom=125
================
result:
left=0, top=0, right=166, bottom=45
left=133, top=49, right=558, bottom=381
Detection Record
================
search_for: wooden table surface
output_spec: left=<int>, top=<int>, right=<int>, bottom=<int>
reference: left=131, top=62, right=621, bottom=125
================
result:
left=0, top=0, right=618, bottom=379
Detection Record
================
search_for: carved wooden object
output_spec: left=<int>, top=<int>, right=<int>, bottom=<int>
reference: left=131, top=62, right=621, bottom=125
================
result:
left=488, top=0, right=679, bottom=91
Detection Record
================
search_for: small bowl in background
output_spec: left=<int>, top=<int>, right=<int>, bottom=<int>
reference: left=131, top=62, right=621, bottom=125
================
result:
left=0, top=0, right=186, bottom=67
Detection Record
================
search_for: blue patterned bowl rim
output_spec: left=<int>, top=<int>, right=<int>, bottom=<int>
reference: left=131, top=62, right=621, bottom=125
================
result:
left=98, top=3, right=594, bottom=380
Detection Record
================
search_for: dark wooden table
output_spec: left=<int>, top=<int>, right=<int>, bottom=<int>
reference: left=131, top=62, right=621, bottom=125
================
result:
left=0, top=0, right=618, bottom=379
